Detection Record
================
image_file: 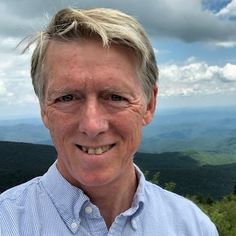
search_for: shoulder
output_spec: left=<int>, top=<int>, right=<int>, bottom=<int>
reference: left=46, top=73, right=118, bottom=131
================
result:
left=0, top=176, right=49, bottom=234
left=145, top=180, right=200, bottom=210
left=143, top=181, right=218, bottom=235
left=145, top=180, right=196, bottom=208
left=0, top=177, right=42, bottom=208
left=144, top=180, right=207, bottom=217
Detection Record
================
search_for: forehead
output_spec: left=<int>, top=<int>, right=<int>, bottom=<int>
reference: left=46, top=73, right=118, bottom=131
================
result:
left=44, top=39, right=137, bottom=68
left=43, top=39, right=144, bottom=95
left=44, top=39, right=139, bottom=82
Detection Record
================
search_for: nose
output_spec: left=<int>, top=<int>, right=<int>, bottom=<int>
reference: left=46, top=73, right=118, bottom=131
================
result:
left=78, top=98, right=109, bottom=138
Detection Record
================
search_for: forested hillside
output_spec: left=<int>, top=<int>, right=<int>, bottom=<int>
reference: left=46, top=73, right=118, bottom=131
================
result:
left=1, top=141, right=235, bottom=200
left=0, top=141, right=56, bottom=193
left=135, top=152, right=236, bottom=200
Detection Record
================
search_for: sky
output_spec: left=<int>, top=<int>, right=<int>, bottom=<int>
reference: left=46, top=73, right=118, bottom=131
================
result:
left=0, top=0, right=236, bottom=119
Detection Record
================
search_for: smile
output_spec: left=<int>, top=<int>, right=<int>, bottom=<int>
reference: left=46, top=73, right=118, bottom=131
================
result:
left=76, top=144, right=115, bottom=155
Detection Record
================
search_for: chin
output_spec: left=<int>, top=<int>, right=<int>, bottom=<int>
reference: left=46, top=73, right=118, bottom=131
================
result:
left=77, top=173, right=115, bottom=188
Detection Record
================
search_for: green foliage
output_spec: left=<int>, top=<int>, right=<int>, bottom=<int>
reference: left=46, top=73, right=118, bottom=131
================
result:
left=146, top=171, right=176, bottom=192
left=190, top=194, right=236, bottom=236
left=151, top=172, right=160, bottom=186
left=164, top=182, right=176, bottom=192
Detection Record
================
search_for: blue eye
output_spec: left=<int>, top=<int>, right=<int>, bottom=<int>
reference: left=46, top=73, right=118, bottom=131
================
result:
left=110, top=94, right=126, bottom=101
left=57, top=94, right=74, bottom=102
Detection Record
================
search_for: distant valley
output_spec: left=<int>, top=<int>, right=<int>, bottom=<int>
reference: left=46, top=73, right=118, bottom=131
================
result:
left=140, top=107, right=236, bottom=154
left=0, top=118, right=52, bottom=145
left=0, top=107, right=236, bottom=154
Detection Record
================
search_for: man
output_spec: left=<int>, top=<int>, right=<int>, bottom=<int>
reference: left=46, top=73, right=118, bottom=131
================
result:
left=0, top=7, right=218, bottom=235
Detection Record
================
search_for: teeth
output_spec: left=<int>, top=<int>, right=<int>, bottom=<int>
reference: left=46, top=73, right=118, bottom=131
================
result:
left=95, top=148, right=103, bottom=155
left=88, top=148, right=95, bottom=155
left=102, top=146, right=109, bottom=153
left=80, top=145, right=112, bottom=155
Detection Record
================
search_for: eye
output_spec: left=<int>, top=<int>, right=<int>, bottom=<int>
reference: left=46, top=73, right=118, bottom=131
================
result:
left=110, top=94, right=126, bottom=101
left=56, top=94, right=74, bottom=102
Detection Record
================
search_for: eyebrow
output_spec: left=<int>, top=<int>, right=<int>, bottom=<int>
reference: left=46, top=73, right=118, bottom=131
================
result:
left=101, top=87, right=129, bottom=94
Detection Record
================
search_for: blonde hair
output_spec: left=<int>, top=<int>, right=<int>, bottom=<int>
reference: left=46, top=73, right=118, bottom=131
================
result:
left=24, top=7, right=158, bottom=103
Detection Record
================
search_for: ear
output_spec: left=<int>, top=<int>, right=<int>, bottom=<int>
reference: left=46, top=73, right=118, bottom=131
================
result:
left=41, top=107, right=49, bottom=129
left=142, top=85, right=158, bottom=126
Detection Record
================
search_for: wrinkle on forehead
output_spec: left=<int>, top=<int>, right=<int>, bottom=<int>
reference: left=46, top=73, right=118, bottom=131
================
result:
left=42, top=39, right=146, bottom=102
left=45, top=40, right=137, bottom=70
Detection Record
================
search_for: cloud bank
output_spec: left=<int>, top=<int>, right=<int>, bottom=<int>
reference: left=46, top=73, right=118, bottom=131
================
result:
left=159, top=59, right=236, bottom=97
left=0, top=0, right=235, bottom=45
left=0, top=0, right=235, bottom=116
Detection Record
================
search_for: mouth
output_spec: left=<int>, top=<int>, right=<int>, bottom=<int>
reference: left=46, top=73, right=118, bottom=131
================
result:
left=76, top=144, right=115, bottom=155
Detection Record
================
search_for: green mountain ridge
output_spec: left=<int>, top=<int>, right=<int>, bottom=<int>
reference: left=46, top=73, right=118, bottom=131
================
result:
left=1, top=141, right=236, bottom=200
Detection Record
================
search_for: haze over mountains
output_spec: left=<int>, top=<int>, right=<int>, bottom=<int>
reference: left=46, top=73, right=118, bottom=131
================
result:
left=0, top=107, right=235, bottom=154
left=141, top=106, right=236, bottom=154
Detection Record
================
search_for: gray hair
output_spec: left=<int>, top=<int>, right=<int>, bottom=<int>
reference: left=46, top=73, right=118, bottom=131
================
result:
left=24, top=7, right=158, bottom=104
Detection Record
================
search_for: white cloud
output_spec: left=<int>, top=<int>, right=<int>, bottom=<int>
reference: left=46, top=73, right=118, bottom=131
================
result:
left=216, top=0, right=236, bottom=18
left=222, top=63, right=236, bottom=81
left=0, top=80, right=7, bottom=95
left=159, top=59, right=236, bottom=97
left=0, top=45, right=38, bottom=107
left=0, top=37, right=20, bottom=53
left=213, top=40, right=236, bottom=48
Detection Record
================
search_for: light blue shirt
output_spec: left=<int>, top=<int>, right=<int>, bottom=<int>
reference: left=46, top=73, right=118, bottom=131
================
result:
left=0, top=162, right=218, bottom=235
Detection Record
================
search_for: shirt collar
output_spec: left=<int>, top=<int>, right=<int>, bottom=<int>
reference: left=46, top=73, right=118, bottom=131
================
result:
left=122, top=164, right=145, bottom=218
left=41, top=162, right=90, bottom=232
left=41, top=162, right=146, bottom=231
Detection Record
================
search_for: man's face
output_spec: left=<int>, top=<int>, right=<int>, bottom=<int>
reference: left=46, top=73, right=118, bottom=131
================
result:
left=41, top=39, right=156, bottom=188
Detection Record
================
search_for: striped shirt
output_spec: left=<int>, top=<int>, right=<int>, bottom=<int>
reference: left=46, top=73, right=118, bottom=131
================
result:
left=0, top=162, right=218, bottom=235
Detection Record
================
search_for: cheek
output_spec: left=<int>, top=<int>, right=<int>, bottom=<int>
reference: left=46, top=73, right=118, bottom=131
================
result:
left=114, top=111, right=144, bottom=146
left=46, top=111, right=76, bottom=143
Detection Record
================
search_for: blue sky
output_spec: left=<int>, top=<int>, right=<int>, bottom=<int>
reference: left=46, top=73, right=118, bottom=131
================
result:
left=0, top=0, right=236, bottom=119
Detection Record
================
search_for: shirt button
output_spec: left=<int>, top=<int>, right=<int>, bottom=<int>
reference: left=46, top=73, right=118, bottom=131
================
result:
left=131, top=219, right=137, bottom=230
left=85, top=206, right=93, bottom=214
left=71, top=222, right=79, bottom=230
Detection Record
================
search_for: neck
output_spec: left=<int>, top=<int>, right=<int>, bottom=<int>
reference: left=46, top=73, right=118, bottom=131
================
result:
left=82, top=165, right=138, bottom=228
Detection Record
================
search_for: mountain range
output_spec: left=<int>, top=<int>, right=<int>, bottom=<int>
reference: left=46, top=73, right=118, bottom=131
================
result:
left=0, top=141, right=236, bottom=200
left=0, top=107, right=236, bottom=154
